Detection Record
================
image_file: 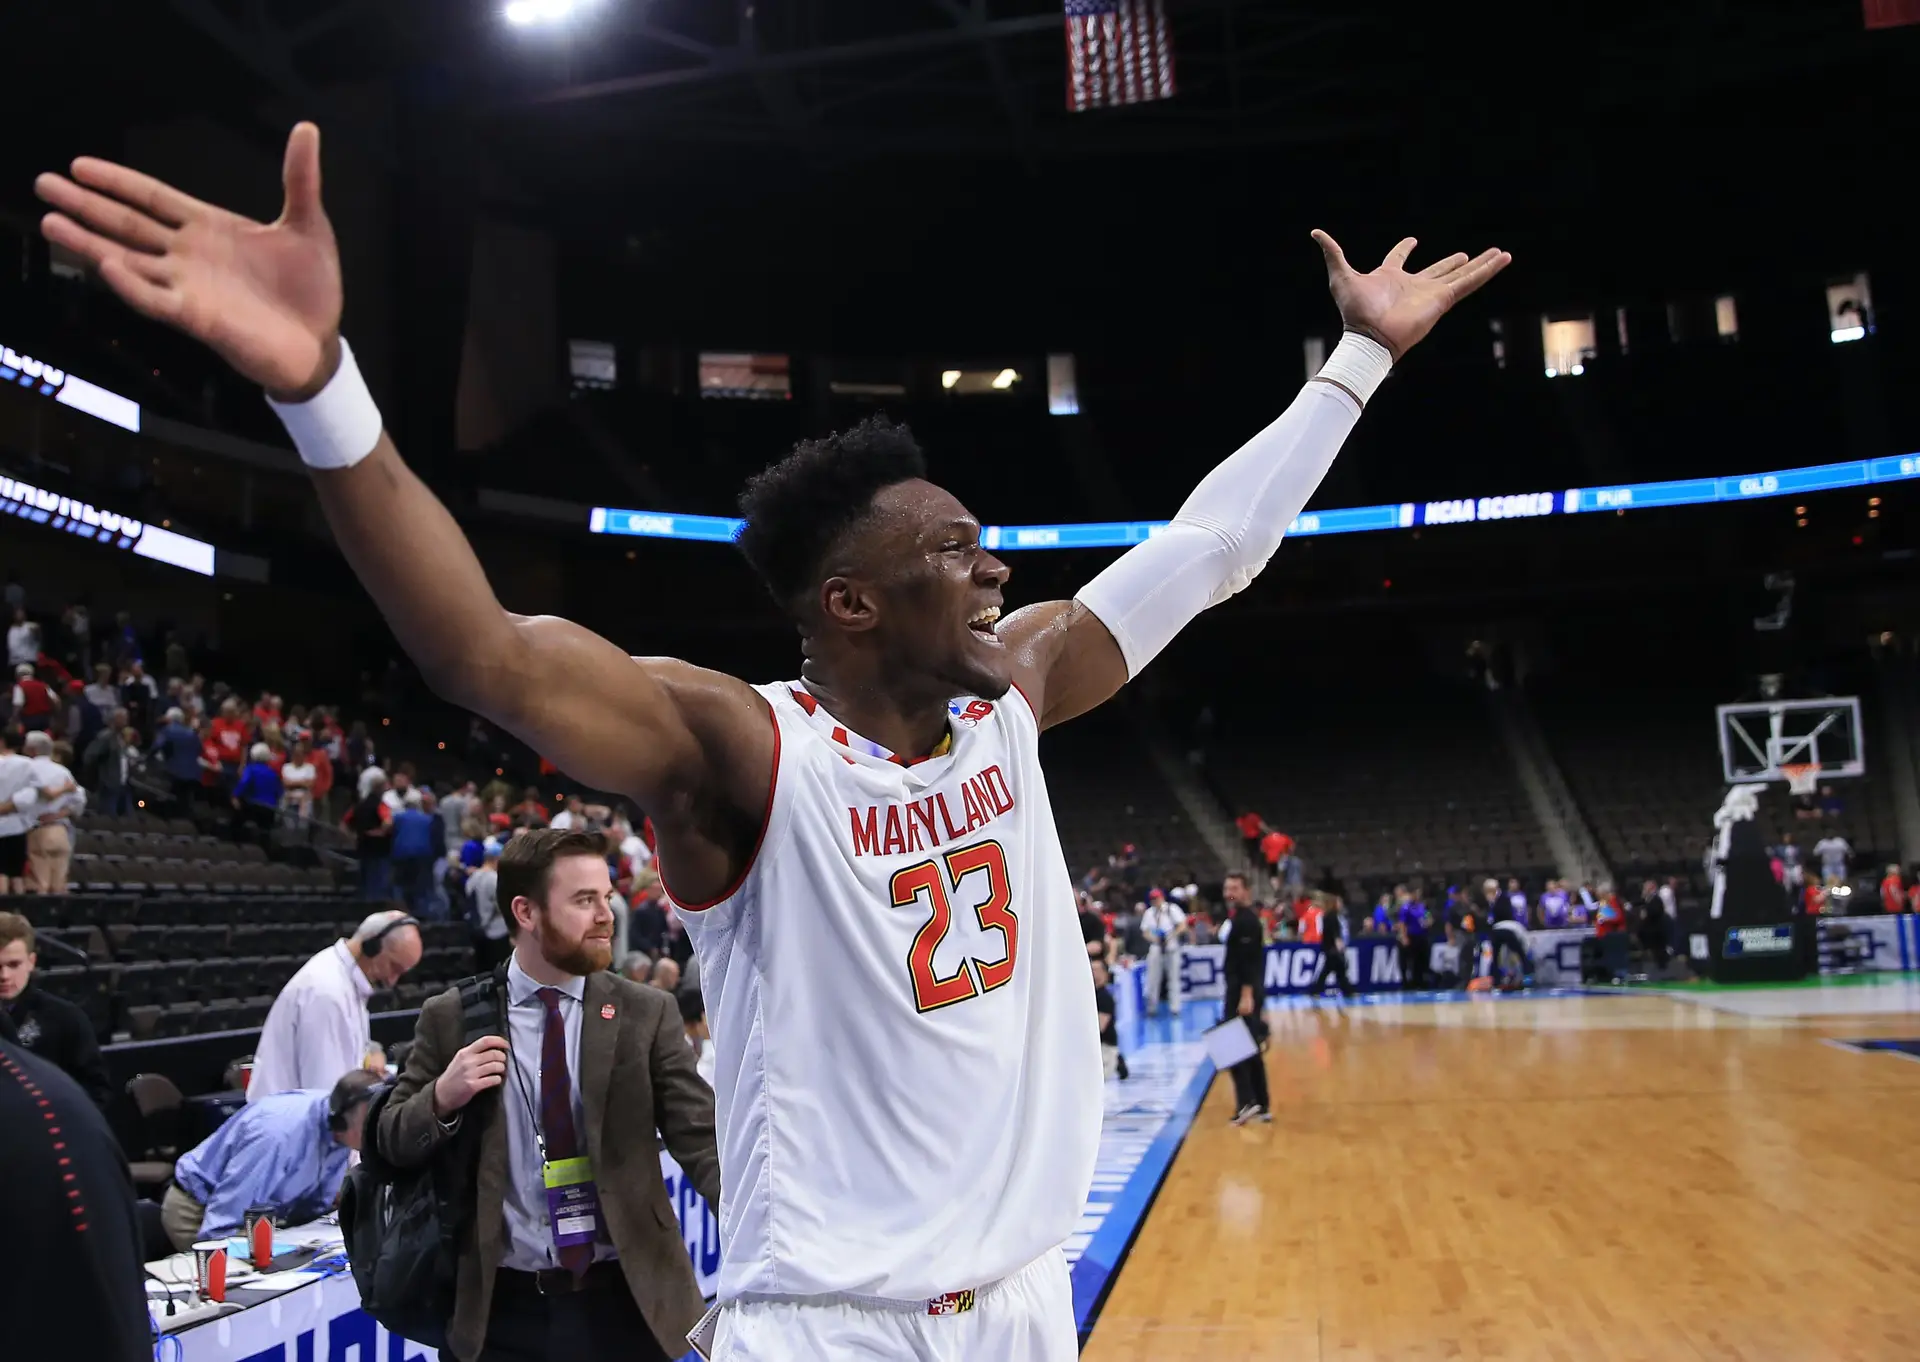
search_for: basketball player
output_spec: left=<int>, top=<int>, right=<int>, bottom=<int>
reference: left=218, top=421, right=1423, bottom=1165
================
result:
left=35, top=124, right=1508, bottom=1360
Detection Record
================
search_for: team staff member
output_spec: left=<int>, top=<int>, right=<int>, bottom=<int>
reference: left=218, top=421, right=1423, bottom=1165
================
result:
left=378, top=829, right=721, bottom=1362
left=248, top=909, right=421, bottom=1101
left=162, top=1070, right=380, bottom=1250
left=1220, top=872, right=1271, bottom=1125
left=0, top=912, right=111, bottom=1109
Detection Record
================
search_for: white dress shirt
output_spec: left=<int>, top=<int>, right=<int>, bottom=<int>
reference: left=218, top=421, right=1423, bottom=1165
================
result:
left=0, top=754, right=38, bottom=837
left=247, top=941, right=374, bottom=1102
left=498, top=956, right=617, bottom=1271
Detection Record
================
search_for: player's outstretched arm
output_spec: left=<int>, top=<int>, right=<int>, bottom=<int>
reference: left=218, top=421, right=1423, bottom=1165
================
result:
left=1002, top=231, right=1510, bottom=730
left=36, top=124, right=772, bottom=886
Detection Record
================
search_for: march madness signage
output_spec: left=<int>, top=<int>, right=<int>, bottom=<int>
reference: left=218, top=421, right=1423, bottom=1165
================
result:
left=1179, top=941, right=1411, bottom=1000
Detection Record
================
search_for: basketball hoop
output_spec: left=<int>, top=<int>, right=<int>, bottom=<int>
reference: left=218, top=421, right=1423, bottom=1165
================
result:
left=1783, top=763, right=1820, bottom=796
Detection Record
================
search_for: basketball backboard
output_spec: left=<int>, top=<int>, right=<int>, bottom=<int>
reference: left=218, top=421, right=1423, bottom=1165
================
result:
left=1716, top=696, right=1864, bottom=784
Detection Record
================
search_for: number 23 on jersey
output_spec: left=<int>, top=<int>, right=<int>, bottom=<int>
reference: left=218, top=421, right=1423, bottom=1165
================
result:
left=889, top=840, right=1018, bottom=1013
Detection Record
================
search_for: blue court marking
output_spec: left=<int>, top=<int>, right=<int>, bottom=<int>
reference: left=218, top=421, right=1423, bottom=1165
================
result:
left=1830, top=1037, right=1920, bottom=1063
left=1069, top=1002, right=1221, bottom=1341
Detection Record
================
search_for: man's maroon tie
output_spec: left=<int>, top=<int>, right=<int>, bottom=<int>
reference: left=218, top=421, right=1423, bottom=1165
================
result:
left=535, top=986, right=592, bottom=1277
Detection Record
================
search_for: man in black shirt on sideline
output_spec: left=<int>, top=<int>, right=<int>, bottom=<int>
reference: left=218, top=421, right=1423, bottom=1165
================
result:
left=1219, top=873, right=1271, bottom=1125
left=0, top=911, right=112, bottom=1109
left=0, top=1030, right=150, bottom=1361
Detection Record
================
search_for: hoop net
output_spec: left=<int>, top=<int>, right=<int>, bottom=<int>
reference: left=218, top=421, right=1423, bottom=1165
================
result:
left=1783, top=763, right=1821, bottom=796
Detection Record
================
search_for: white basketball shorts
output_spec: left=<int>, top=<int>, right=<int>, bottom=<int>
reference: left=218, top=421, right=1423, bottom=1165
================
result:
left=710, top=1248, right=1075, bottom=1362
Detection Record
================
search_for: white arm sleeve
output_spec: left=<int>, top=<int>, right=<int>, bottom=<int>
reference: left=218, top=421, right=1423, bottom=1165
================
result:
left=1074, top=333, right=1391, bottom=677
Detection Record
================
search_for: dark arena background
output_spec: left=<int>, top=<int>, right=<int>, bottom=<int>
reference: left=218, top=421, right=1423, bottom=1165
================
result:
left=3, top=2, right=1919, bottom=1359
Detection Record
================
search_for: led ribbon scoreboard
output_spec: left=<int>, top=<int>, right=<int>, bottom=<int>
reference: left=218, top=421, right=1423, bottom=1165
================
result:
left=593, top=453, right=1920, bottom=549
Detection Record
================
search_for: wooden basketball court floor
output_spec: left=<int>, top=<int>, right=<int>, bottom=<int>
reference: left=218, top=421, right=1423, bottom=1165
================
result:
left=1082, top=984, right=1920, bottom=1362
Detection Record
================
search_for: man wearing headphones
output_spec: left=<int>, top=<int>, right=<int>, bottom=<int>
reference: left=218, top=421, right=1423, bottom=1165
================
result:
left=161, top=1069, right=382, bottom=1251
left=248, top=909, right=423, bottom=1102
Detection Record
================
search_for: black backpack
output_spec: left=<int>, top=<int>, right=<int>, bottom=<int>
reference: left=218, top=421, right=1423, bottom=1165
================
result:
left=340, top=966, right=507, bottom=1350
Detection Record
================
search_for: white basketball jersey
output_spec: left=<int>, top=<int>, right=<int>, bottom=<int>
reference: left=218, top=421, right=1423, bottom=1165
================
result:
left=677, top=681, right=1102, bottom=1303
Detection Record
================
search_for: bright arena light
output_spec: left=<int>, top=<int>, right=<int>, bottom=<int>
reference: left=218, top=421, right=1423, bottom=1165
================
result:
left=941, top=370, right=961, bottom=389
left=991, top=368, right=1019, bottom=389
left=1830, top=326, right=1866, bottom=344
left=506, top=0, right=586, bottom=27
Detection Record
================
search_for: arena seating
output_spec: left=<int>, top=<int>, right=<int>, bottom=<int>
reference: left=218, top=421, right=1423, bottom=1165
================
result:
left=8, top=814, right=475, bottom=1045
left=1531, top=670, right=1904, bottom=883
left=1203, top=675, right=1552, bottom=894
left=1040, top=710, right=1225, bottom=894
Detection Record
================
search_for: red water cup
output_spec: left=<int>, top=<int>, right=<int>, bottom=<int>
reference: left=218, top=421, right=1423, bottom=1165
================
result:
left=207, top=1247, right=227, bottom=1303
left=251, top=1213, right=274, bottom=1269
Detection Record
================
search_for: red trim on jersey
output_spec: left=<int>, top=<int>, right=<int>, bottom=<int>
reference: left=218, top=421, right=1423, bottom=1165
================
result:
left=659, top=702, right=782, bottom=913
left=1009, top=679, right=1040, bottom=724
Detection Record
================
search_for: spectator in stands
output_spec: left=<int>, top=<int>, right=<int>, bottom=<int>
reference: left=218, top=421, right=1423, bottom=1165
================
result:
left=231, top=740, right=282, bottom=839
left=308, top=729, right=336, bottom=818
left=162, top=629, right=189, bottom=680
left=0, top=1033, right=151, bottom=1362
left=468, top=838, right=512, bottom=969
left=163, top=1069, right=382, bottom=1251
left=381, top=763, right=416, bottom=813
left=440, top=779, right=477, bottom=852
left=248, top=910, right=421, bottom=1102
left=510, top=785, right=550, bottom=827
left=21, top=731, right=79, bottom=894
left=1259, top=826, right=1293, bottom=887
left=281, top=737, right=317, bottom=819
left=82, top=662, right=117, bottom=718
left=391, top=788, right=439, bottom=917
left=10, top=662, right=56, bottom=732
left=116, top=659, right=157, bottom=736
left=105, top=611, right=138, bottom=669
left=680, top=987, right=716, bottom=1087
left=629, top=872, right=667, bottom=958
left=6, top=607, right=38, bottom=669
left=1818, top=784, right=1844, bottom=820
left=345, top=718, right=375, bottom=775
left=1219, top=872, right=1271, bottom=1124
left=209, top=695, right=249, bottom=788
left=1880, top=865, right=1905, bottom=916
left=350, top=771, right=394, bottom=900
left=1079, top=895, right=1110, bottom=960
left=0, top=731, right=36, bottom=893
left=1112, top=842, right=1141, bottom=896
left=1235, top=811, right=1266, bottom=865
left=1814, top=831, right=1851, bottom=885
left=623, top=954, right=654, bottom=986
left=651, top=956, right=682, bottom=995
left=549, top=792, right=584, bottom=830
left=150, top=705, right=201, bottom=804
left=0, top=912, right=111, bottom=1109
left=81, top=706, right=133, bottom=816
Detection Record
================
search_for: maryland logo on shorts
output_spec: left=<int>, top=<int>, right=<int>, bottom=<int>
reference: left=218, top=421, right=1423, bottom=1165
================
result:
left=926, top=1290, right=976, bottom=1316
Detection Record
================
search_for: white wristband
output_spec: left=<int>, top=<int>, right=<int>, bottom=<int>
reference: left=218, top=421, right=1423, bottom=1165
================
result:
left=265, top=337, right=385, bottom=470
left=1313, top=332, right=1393, bottom=406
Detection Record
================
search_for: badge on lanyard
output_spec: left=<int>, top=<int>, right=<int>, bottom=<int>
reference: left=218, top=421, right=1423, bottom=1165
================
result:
left=542, top=1154, right=603, bottom=1247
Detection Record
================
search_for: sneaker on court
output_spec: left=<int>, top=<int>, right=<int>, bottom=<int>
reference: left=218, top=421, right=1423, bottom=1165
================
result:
left=1253, top=1106, right=1272, bottom=1123
left=1230, top=1104, right=1259, bottom=1127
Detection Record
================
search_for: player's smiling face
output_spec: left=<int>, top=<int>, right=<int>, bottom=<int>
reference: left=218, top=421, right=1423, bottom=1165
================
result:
left=854, top=478, right=1014, bottom=701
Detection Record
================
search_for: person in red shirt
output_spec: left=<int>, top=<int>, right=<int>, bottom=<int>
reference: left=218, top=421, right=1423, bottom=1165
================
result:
left=1880, top=866, right=1904, bottom=916
left=1298, top=897, right=1325, bottom=944
left=10, top=664, right=57, bottom=731
left=308, top=741, right=335, bottom=819
left=251, top=691, right=281, bottom=730
left=1235, top=811, right=1266, bottom=864
left=197, top=727, right=224, bottom=797
left=208, top=697, right=251, bottom=786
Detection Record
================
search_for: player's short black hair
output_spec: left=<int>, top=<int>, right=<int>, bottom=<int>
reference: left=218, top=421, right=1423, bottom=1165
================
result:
left=735, top=415, right=927, bottom=612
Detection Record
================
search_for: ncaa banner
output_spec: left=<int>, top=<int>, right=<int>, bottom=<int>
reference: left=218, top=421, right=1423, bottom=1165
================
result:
left=661, top=1147, right=722, bottom=1299
left=1175, top=940, right=1445, bottom=998
left=162, top=1269, right=436, bottom=1361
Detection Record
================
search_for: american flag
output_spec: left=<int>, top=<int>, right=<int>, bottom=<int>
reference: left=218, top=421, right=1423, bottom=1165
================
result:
left=1065, top=0, right=1176, bottom=113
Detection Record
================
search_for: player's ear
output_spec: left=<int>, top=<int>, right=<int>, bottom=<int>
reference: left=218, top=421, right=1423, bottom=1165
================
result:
left=819, top=575, right=879, bottom=633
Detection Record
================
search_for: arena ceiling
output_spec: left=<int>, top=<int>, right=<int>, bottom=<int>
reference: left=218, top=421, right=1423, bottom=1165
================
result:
left=18, top=0, right=1907, bottom=215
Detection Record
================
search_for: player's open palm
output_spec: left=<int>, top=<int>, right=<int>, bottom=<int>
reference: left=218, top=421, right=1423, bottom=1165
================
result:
left=1312, top=229, right=1511, bottom=362
left=36, top=121, right=341, bottom=399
